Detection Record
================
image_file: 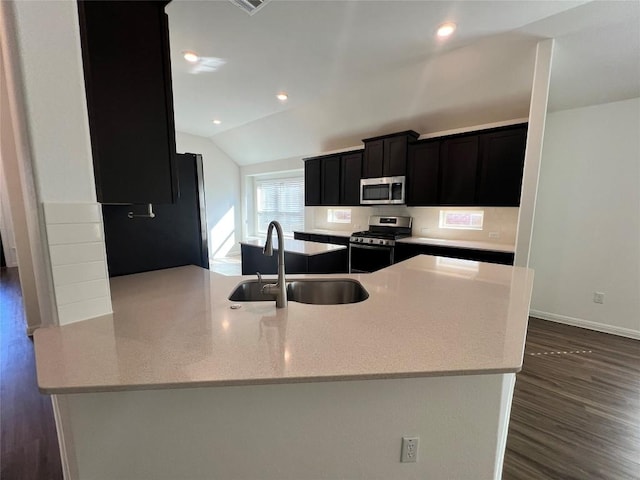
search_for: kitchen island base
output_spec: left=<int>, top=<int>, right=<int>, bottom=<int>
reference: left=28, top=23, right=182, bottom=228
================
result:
left=55, top=374, right=515, bottom=479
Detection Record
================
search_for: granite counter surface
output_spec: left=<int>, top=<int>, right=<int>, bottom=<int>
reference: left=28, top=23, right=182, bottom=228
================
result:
left=34, top=255, right=533, bottom=394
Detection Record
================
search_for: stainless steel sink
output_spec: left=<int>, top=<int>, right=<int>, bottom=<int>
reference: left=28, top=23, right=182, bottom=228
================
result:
left=228, top=280, right=278, bottom=302
left=228, top=279, right=369, bottom=305
left=286, top=279, right=369, bottom=305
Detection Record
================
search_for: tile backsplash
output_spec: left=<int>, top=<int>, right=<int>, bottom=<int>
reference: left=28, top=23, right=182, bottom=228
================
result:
left=43, top=203, right=112, bottom=325
left=309, top=206, right=518, bottom=245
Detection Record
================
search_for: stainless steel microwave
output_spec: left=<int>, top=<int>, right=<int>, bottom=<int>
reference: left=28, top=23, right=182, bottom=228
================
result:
left=360, top=176, right=406, bottom=205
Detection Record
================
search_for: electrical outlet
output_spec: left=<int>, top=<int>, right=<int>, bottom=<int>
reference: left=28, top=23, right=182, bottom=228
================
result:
left=488, top=231, right=500, bottom=239
left=593, top=292, right=605, bottom=304
left=401, top=436, right=419, bottom=463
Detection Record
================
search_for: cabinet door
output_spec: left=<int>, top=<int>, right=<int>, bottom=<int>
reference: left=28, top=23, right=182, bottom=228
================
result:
left=477, top=127, right=527, bottom=206
left=383, top=136, right=408, bottom=177
left=340, top=152, right=362, bottom=206
left=362, top=139, right=384, bottom=178
left=102, top=154, right=207, bottom=277
left=439, top=135, right=479, bottom=205
left=322, top=155, right=341, bottom=205
left=407, top=141, right=440, bottom=205
left=78, top=1, right=177, bottom=204
left=304, top=158, right=322, bottom=206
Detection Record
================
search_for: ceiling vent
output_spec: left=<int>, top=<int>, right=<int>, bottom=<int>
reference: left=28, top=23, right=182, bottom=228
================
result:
left=228, top=0, right=270, bottom=15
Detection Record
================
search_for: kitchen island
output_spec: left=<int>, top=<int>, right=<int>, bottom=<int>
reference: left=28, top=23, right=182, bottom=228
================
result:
left=34, top=255, right=533, bottom=479
left=240, top=237, right=348, bottom=274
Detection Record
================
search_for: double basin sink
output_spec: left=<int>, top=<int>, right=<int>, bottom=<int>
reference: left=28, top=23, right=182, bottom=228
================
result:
left=229, top=278, right=369, bottom=305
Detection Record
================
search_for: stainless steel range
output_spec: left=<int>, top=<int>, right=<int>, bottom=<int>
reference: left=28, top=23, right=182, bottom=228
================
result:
left=349, top=216, right=412, bottom=273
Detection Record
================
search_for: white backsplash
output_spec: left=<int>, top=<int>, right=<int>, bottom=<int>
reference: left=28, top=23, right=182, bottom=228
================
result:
left=308, top=206, right=518, bottom=245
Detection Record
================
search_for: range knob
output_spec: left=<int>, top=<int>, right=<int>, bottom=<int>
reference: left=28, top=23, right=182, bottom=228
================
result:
left=379, top=240, right=384, bottom=245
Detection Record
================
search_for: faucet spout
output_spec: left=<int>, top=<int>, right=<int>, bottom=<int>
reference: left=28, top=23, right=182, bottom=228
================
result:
left=262, top=220, right=287, bottom=308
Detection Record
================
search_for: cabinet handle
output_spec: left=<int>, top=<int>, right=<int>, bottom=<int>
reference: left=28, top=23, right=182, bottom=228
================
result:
left=127, top=204, right=156, bottom=219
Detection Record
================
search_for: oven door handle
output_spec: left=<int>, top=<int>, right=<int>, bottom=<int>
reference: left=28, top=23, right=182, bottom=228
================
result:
left=350, top=243, right=392, bottom=251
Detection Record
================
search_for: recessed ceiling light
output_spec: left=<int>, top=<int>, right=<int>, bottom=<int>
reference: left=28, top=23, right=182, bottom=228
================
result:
left=183, top=51, right=200, bottom=63
left=212, top=119, right=222, bottom=125
left=436, top=22, right=456, bottom=38
left=276, top=92, right=289, bottom=101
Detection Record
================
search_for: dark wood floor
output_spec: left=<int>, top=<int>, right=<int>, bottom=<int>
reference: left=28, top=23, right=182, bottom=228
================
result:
left=1, top=267, right=62, bottom=479
left=504, top=317, right=640, bottom=480
left=0, top=268, right=638, bottom=479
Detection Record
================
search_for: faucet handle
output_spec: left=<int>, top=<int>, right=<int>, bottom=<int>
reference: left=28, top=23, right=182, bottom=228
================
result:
left=256, top=271, right=263, bottom=285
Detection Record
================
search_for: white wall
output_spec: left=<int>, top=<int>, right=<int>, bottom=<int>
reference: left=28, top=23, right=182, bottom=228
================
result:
left=175, top=132, right=242, bottom=258
left=6, top=0, right=112, bottom=325
left=11, top=1, right=96, bottom=203
left=530, top=97, right=640, bottom=338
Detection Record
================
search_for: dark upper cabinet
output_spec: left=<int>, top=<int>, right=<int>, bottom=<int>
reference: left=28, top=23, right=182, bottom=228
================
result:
left=340, top=152, right=363, bottom=206
left=304, top=124, right=526, bottom=208
left=439, top=135, right=479, bottom=205
left=362, top=139, right=384, bottom=178
left=477, top=126, right=527, bottom=206
left=406, top=140, right=440, bottom=206
left=77, top=1, right=178, bottom=205
left=322, top=155, right=341, bottom=205
left=305, top=151, right=362, bottom=206
left=362, top=131, right=419, bottom=178
left=304, top=158, right=322, bottom=206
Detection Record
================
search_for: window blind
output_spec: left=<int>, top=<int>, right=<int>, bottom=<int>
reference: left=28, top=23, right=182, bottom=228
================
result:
left=255, top=175, right=304, bottom=235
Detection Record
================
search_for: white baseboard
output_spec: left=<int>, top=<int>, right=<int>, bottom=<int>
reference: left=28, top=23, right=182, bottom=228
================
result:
left=530, top=310, right=640, bottom=340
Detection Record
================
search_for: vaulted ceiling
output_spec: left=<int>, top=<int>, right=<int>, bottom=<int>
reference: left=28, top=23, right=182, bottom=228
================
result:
left=166, top=0, right=640, bottom=165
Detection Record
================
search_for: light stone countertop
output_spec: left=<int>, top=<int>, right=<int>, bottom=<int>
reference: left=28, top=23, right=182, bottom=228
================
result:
left=241, top=237, right=346, bottom=255
left=34, top=255, right=534, bottom=394
left=397, top=237, right=516, bottom=253
left=294, top=229, right=515, bottom=252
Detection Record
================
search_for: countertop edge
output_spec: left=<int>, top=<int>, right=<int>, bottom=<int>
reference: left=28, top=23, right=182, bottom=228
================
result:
left=38, top=366, right=522, bottom=395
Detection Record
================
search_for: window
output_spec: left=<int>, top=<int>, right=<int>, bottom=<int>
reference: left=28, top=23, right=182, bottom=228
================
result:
left=327, top=208, right=351, bottom=224
left=439, top=210, right=484, bottom=230
left=255, top=174, right=304, bottom=235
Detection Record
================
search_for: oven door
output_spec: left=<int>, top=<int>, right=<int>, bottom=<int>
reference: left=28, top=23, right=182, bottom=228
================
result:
left=349, top=243, right=394, bottom=273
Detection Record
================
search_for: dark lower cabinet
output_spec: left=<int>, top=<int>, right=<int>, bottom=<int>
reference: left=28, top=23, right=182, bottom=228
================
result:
left=293, top=232, right=349, bottom=247
left=241, top=244, right=348, bottom=275
left=78, top=1, right=178, bottom=205
left=102, top=153, right=208, bottom=277
left=395, top=243, right=514, bottom=266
